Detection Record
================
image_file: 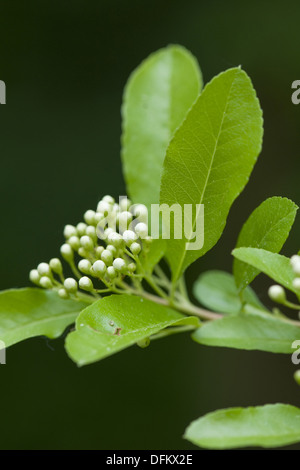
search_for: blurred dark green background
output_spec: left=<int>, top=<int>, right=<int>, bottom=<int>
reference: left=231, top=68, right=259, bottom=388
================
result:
left=1, top=0, right=300, bottom=450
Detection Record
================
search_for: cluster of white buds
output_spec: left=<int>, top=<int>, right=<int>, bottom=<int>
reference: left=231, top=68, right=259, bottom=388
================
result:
left=29, top=196, right=152, bottom=301
left=268, top=253, right=300, bottom=305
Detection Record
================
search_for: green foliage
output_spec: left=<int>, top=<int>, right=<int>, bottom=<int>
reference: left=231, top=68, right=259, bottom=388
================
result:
left=0, top=288, right=88, bottom=347
left=192, top=310, right=300, bottom=353
left=233, top=248, right=298, bottom=294
left=160, top=67, right=263, bottom=283
left=121, top=45, right=202, bottom=209
left=234, top=197, right=298, bottom=291
left=140, top=239, right=167, bottom=274
left=193, top=270, right=264, bottom=314
left=2, top=46, right=300, bottom=450
left=65, top=294, right=199, bottom=366
left=184, top=404, right=300, bottom=449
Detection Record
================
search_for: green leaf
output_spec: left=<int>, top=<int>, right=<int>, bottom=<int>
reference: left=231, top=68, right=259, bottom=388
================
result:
left=232, top=247, right=297, bottom=294
left=65, top=294, right=199, bottom=366
left=0, top=288, right=88, bottom=347
left=160, top=67, right=263, bottom=283
left=184, top=404, right=300, bottom=449
left=192, top=310, right=300, bottom=353
left=140, top=239, right=167, bottom=274
left=234, top=197, right=298, bottom=290
left=121, top=45, right=202, bottom=208
left=193, top=270, right=264, bottom=315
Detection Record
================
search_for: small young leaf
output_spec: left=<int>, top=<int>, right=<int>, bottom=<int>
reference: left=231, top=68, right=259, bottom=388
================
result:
left=234, top=197, right=298, bottom=290
left=0, top=288, right=88, bottom=347
left=65, top=294, right=199, bottom=366
left=184, top=404, right=300, bottom=449
left=121, top=45, right=202, bottom=208
left=160, top=67, right=263, bottom=283
left=193, top=270, right=264, bottom=315
left=140, top=239, right=167, bottom=274
left=192, top=310, right=300, bottom=353
left=232, top=247, right=297, bottom=294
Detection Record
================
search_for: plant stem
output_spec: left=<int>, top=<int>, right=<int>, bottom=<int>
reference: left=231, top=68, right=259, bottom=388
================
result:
left=131, top=289, right=222, bottom=321
left=178, top=276, right=189, bottom=300
left=283, top=300, right=300, bottom=310
left=154, top=265, right=170, bottom=285
left=75, top=292, right=97, bottom=304
left=144, top=274, right=169, bottom=301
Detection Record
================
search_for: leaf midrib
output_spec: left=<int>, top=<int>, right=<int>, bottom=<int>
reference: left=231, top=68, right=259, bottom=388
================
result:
left=173, top=71, right=238, bottom=282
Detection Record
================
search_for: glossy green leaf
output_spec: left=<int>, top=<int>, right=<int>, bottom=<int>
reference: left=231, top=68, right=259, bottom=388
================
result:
left=160, top=67, right=263, bottom=283
left=233, top=247, right=297, bottom=294
left=121, top=45, right=202, bottom=208
left=0, top=288, right=88, bottom=347
left=193, top=270, right=264, bottom=315
left=184, top=404, right=300, bottom=449
left=192, top=310, right=300, bottom=353
left=66, top=294, right=199, bottom=366
left=234, top=197, right=298, bottom=290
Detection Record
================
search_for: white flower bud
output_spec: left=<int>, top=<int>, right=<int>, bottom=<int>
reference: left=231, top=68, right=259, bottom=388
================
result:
left=80, top=235, right=94, bottom=250
left=84, top=210, right=96, bottom=225
left=37, top=262, right=51, bottom=276
left=107, top=244, right=117, bottom=256
left=92, top=260, right=107, bottom=276
left=133, top=204, right=148, bottom=223
left=291, top=255, right=300, bottom=266
left=130, top=242, right=141, bottom=255
left=60, top=244, right=74, bottom=262
left=64, top=277, right=78, bottom=293
left=68, top=236, right=80, bottom=251
left=97, top=225, right=110, bottom=241
left=29, top=269, right=40, bottom=285
left=135, top=222, right=148, bottom=239
left=49, top=258, right=63, bottom=274
left=63, top=224, right=77, bottom=239
left=127, top=262, right=136, bottom=273
left=293, top=278, right=300, bottom=291
left=76, top=222, right=87, bottom=236
left=119, top=197, right=131, bottom=211
left=97, top=200, right=111, bottom=215
left=113, top=203, right=120, bottom=213
left=95, top=246, right=104, bottom=258
left=94, top=212, right=104, bottom=224
left=123, top=230, right=137, bottom=246
left=101, top=249, right=113, bottom=265
left=78, top=247, right=89, bottom=258
left=113, top=258, right=126, bottom=272
left=78, top=259, right=92, bottom=274
left=104, top=227, right=114, bottom=237
left=79, top=276, right=94, bottom=292
left=58, top=288, right=69, bottom=299
left=108, top=233, right=123, bottom=249
left=107, top=266, right=117, bottom=279
left=268, top=285, right=286, bottom=303
left=86, top=225, right=97, bottom=241
left=118, top=211, right=133, bottom=231
left=102, top=195, right=115, bottom=204
left=40, top=276, right=52, bottom=289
